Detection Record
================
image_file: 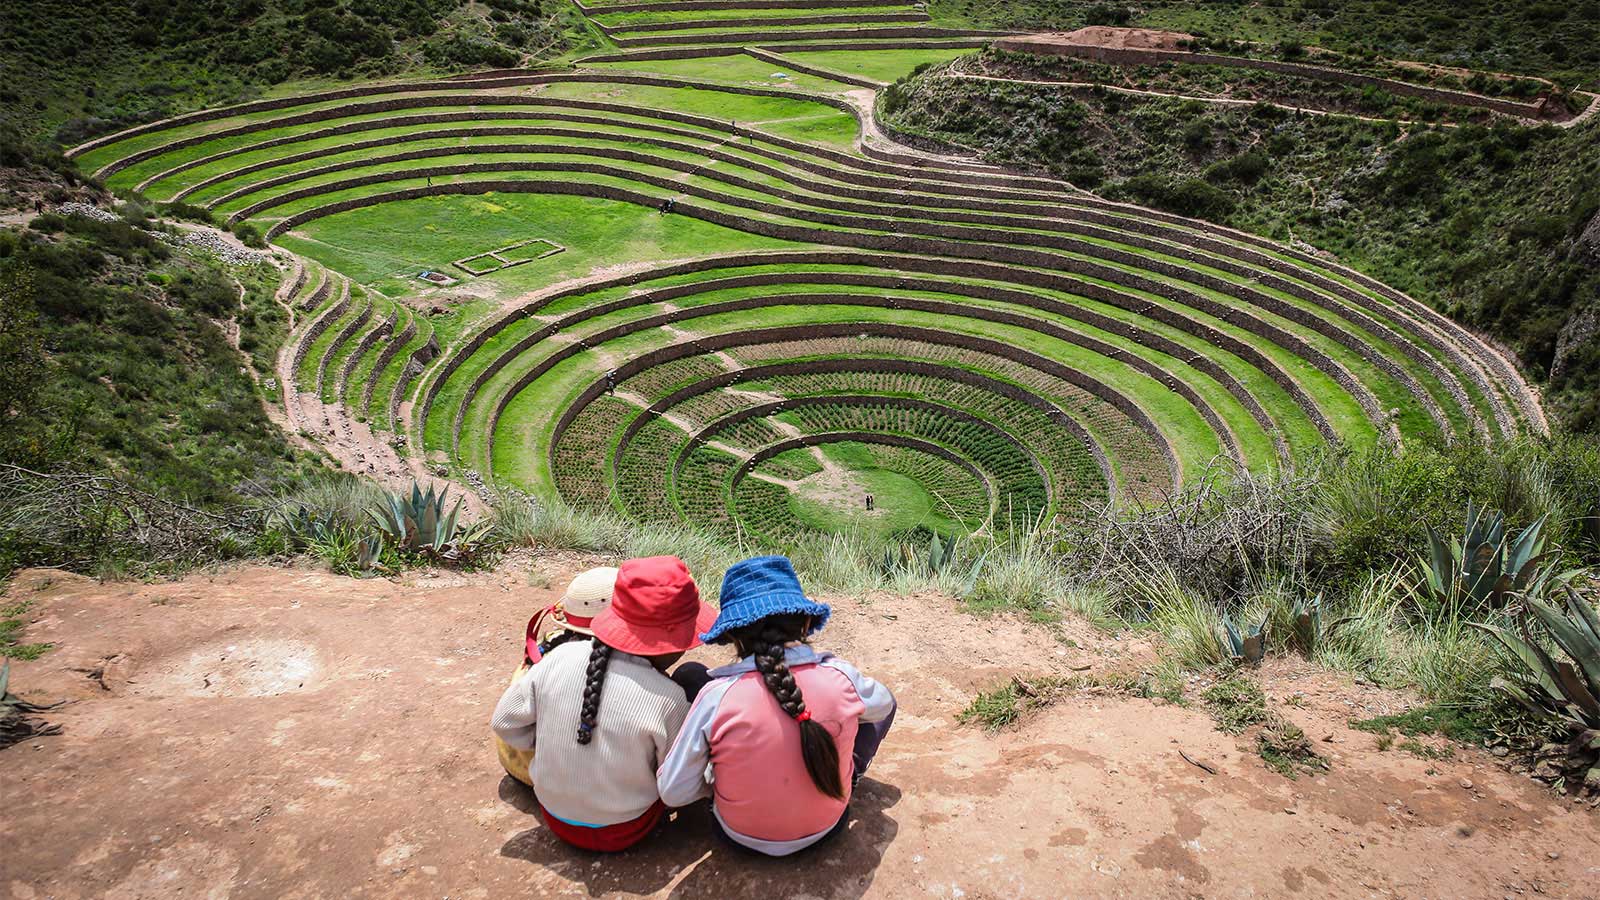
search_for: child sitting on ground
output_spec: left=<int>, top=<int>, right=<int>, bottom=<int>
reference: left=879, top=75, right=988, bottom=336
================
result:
left=657, top=555, right=896, bottom=856
left=494, top=566, right=617, bottom=786
left=492, top=556, right=718, bottom=852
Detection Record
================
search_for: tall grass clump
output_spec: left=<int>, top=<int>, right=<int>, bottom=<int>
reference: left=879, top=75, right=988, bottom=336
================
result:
left=791, top=530, right=888, bottom=597
left=264, top=471, right=389, bottom=531
left=1126, top=567, right=1231, bottom=669
left=967, top=524, right=1064, bottom=621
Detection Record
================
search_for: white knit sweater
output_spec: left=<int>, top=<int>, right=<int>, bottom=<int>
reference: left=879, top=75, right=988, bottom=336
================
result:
left=490, top=639, right=689, bottom=826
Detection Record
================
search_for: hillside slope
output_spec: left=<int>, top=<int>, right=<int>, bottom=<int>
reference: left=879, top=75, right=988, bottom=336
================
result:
left=882, top=51, right=1600, bottom=430
left=3, top=559, right=1597, bottom=898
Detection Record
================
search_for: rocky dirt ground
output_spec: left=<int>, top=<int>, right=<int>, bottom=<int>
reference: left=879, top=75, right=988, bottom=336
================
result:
left=3, top=557, right=1597, bottom=899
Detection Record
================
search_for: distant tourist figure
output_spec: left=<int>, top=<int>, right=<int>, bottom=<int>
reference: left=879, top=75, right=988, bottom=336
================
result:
left=659, top=197, right=676, bottom=215
left=492, top=556, right=716, bottom=852
left=493, top=567, right=618, bottom=786
left=658, top=555, right=897, bottom=856
left=865, top=493, right=874, bottom=512
left=605, top=369, right=617, bottom=394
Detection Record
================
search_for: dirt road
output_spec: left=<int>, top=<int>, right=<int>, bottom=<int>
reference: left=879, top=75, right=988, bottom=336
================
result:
left=3, top=558, right=1596, bottom=899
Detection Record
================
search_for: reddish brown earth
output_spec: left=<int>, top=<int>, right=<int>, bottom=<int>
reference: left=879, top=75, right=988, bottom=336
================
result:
left=1021, top=26, right=1196, bottom=51
left=3, top=558, right=1598, bottom=899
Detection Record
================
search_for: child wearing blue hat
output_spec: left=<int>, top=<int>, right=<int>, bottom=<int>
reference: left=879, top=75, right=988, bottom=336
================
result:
left=656, top=555, right=896, bottom=856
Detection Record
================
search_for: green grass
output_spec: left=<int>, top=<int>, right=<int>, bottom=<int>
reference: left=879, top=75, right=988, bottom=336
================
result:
left=0, top=601, right=52, bottom=661
left=1350, top=702, right=1497, bottom=745
left=534, top=82, right=862, bottom=150
left=957, top=671, right=1160, bottom=731
left=780, top=47, right=980, bottom=83
left=583, top=56, right=849, bottom=95
left=783, top=444, right=967, bottom=538
left=1202, top=677, right=1271, bottom=734
left=590, top=5, right=921, bottom=27
left=273, top=191, right=795, bottom=300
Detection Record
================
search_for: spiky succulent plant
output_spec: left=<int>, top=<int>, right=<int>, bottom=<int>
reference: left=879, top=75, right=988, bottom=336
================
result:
left=1418, top=500, right=1569, bottom=614
left=1477, top=587, right=1600, bottom=797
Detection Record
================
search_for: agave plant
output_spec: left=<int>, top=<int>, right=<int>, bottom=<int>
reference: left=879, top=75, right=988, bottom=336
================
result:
left=1477, top=588, right=1599, bottom=796
left=1290, top=592, right=1324, bottom=656
left=280, top=505, right=338, bottom=545
left=1418, top=500, right=1566, bottom=613
left=356, top=533, right=385, bottom=572
left=1, top=661, right=63, bottom=750
left=879, top=532, right=987, bottom=595
left=1223, top=613, right=1269, bottom=666
left=369, top=481, right=491, bottom=562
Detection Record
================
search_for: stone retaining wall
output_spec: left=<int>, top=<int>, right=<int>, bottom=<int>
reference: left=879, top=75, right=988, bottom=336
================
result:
left=732, top=431, right=998, bottom=523
left=217, top=119, right=1493, bottom=437
left=289, top=280, right=349, bottom=381
left=298, top=270, right=332, bottom=312
left=616, top=356, right=1113, bottom=493
left=423, top=247, right=1333, bottom=457
left=388, top=334, right=440, bottom=433
left=316, top=294, right=372, bottom=399
left=576, top=0, right=907, bottom=13
left=364, top=318, right=417, bottom=418
left=595, top=11, right=928, bottom=35
left=610, top=25, right=1007, bottom=49
left=339, top=308, right=397, bottom=399
left=258, top=171, right=1386, bottom=439
left=446, top=264, right=1252, bottom=468
left=529, top=319, right=1177, bottom=498
left=702, top=395, right=1039, bottom=503
left=743, top=47, right=881, bottom=89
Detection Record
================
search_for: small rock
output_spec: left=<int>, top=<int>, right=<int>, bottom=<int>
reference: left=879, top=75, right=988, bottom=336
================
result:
left=1460, top=779, right=1474, bottom=790
left=1548, top=852, right=1561, bottom=860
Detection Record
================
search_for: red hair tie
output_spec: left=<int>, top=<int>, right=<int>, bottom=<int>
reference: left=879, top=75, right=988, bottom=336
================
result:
left=795, top=710, right=813, bottom=723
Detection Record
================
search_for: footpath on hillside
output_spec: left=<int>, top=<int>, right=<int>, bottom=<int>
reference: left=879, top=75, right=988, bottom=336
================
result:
left=3, top=558, right=1598, bottom=899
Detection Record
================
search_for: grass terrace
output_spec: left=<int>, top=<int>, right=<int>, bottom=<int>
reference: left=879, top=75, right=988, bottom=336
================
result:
left=68, top=47, right=1546, bottom=546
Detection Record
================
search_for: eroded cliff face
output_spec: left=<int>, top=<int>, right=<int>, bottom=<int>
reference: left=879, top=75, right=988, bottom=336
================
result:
left=1552, top=304, right=1599, bottom=380
left=1578, top=208, right=1600, bottom=265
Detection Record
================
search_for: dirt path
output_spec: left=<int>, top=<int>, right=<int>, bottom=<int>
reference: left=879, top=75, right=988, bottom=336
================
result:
left=3, top=560, right=1596, bottom=899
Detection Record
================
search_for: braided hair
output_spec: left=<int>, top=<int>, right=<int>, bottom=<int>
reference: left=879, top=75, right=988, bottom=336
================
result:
left=538, top=628, right=584, bottom=659
left=575, top=640, right=613, bottom=745
left=727, top=614, right=844, bottom=800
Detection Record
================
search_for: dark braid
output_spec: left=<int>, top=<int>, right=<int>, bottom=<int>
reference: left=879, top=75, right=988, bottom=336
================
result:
left=731, top=614, right=845, bottom=800
left=576, top=640, right=612, bottom=745
left=538, top=628, right=583, bottom=658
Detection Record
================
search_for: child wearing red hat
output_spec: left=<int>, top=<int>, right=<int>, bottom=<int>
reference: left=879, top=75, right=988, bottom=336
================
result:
left=490, top=555, right=717, bottom=852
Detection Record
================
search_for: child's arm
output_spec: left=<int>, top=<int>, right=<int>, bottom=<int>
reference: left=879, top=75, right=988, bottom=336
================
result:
left=656, top=679, right=734, bottom=807
left=490, top=667, right=540, bottom=750
left=822, top=657, right=896, bottom=723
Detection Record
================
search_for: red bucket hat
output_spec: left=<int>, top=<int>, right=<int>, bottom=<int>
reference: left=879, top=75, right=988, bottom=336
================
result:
left=590, top=556, right=718, bottom=656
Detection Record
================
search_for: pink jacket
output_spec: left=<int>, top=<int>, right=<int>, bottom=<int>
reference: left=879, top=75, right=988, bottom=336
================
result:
left=657, top=646, right=894, bottom=855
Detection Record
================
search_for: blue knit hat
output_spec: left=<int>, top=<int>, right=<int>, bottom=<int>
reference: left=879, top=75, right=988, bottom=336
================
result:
left=700, top=555, right=831, bottom=643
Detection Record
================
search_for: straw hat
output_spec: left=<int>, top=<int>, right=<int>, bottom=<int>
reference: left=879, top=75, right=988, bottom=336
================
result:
left=552, top=566, right=619, bottom=635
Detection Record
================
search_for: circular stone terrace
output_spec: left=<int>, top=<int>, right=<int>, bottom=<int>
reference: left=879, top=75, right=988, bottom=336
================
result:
left=70, top=54, right=1546, bottom=542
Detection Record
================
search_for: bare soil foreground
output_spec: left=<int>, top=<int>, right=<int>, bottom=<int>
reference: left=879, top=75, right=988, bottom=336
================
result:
left=4, top=559, right=1598, bottom=899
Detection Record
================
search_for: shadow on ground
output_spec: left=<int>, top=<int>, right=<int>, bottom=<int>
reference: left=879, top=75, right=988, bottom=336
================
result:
left=499, top=775, right=903, bottom=898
